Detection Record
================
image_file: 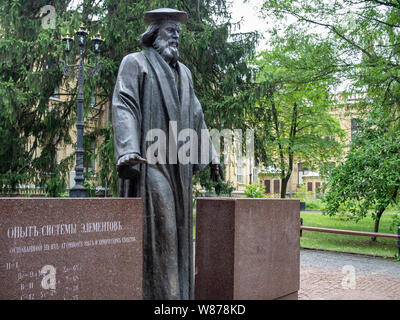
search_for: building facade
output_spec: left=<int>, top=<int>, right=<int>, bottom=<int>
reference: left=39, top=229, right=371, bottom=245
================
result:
left=31, top=92, right=360, bottom=198
left=225, top=94, right=361, bottom=198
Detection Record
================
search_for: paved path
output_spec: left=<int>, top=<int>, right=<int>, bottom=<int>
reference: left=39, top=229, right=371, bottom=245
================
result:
left=301, top=210, right=323, bottom=214
left=299, top=249, right=400, bottom=300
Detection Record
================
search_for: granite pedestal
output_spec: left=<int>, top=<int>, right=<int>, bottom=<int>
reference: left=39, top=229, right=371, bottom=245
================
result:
left=195, top=198, right=300, bottom=300
left=0, top=198, right=142, bottom=300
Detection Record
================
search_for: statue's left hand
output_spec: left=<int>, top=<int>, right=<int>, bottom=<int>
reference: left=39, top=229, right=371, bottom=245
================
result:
left=210, top=163, right=224, bottom=182
left=116, top=152, right=147, bottom=179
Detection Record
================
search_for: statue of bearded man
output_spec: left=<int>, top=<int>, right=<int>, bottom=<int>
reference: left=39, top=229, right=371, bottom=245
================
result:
left=112, top=8, right=223, bottom=300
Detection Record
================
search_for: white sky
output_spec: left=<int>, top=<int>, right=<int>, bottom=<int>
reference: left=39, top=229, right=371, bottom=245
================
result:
left=229, top=0, right=268, bottom=52
left=68, top=0, right=269, bottom=50
left=230, top=1, right=350, bottom=93
left=67, top=0, right=350, bottom=92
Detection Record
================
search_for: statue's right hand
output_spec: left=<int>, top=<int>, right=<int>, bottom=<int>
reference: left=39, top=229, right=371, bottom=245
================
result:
left=117, top=153, right=147, bottom=167
left=116, top=153, right=147, bottom=179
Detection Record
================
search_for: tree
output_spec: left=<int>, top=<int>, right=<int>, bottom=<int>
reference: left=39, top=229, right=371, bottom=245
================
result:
left=261, top=0, right=400, bottom=116
left=228, top=29, right=345, bottom=198
left=91, top=0, right=258, bottom=195
left=0, top=0, right=75, bottom=196
left=323, top=114, right=400, bottom=240
left=192, top=164, right=235, bottom=197
left=0, top=0, right=258, bottom=196
left=262, top=0, right=400, bottom=225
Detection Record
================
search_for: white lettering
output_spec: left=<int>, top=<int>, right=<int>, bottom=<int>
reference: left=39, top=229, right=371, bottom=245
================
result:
left=41, top=224, right=77, bottom=237
left=7, top=226, right=40, bottom=239
left=80, top=221, right=123, bottom=233
left=178, top=129, right=198, bottom=165
left=342, top=265, right=356, bottom=289
left=146, top=129, right=167, bottom=164
left=40, top=265, right=56, bottom=290
left=40, top=5, right=56, bottom=30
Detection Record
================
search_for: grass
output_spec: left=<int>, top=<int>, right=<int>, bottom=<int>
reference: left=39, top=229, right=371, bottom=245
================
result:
left=301, top=213, right=399, bottom=259
left=303, top=198, right=400, bottom=214
left=304, top=199, right=325, bottom=211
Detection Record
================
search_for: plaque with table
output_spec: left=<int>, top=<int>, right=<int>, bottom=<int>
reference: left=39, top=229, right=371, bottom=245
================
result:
left=0, top=198, right=142, bottom=300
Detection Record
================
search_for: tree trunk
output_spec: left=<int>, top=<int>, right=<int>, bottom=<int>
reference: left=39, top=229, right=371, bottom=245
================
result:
left=280, top=103, right=296, bottom=200
left=371, top=210, right=384, bottom=242
left=281, top=176, right=289, bottom=199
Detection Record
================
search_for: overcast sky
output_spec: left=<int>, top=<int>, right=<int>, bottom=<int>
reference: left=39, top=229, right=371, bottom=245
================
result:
left=229, top=0, right=267, bottom=51
left=66, top=1, right=349, bottom=92
left=68, top=0, right=268, bottom=50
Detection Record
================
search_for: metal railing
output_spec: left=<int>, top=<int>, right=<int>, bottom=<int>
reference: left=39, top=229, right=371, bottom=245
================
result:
left=0, top=186, right=47, bottom=197
left=300, top=218, right=400, bottom=261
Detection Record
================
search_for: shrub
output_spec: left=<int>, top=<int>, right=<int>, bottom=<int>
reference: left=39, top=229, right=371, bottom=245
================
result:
left=244, top=183, right=266, bottom=198
left=294, top=184, right=312, bottom=202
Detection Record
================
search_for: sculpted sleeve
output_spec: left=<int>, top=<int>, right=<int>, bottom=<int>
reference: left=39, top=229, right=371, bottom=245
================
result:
left=112, top=53, right=144, bottom=161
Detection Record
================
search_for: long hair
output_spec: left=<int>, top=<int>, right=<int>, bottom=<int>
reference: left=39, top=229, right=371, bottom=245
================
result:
left=139, top=22, right=161, bottom=47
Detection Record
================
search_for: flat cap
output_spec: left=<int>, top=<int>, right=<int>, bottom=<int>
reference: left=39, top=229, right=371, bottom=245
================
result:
left=143, top=8, right=188, bottom=25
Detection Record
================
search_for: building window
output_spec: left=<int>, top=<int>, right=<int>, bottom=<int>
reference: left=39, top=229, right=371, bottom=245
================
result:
left=88, top=95, right=101, bottom=120
left=84, top=140, right=96, bottom=173
left=253, top=167, right=258, bottom=183
left=237, top=156, right=243, bottom=184
left=351, top=119, right=361, bottom=141
left=316, top=182, right=321, bottom=193
left=53, top=147, right=58, bottom=167
left=298, top=163, right=309, bottom=185
left=298, top=163, right=309, bottom=172
left=50, top=86, right=60, bottom=100
left=274, top=180, right=280, bottom=194
left=307, top=182, right=313, bottom=192
left=264, top=180, right=271, bottom=194
left=90, top=95, right=96, bottom=108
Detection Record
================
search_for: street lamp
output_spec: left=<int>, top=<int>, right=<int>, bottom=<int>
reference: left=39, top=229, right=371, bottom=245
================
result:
left=60, top=26, right=104, bottom=197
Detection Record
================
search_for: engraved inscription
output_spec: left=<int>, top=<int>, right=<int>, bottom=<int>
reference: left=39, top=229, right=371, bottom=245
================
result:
left=1, top=217, right=138, bottom=300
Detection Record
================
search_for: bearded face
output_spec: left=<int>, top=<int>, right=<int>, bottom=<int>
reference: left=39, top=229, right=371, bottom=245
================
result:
left=153, top=21, right=181, bottom=65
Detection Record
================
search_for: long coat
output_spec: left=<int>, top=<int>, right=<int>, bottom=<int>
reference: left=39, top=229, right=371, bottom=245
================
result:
left=112, top=47, right=216, bottom=300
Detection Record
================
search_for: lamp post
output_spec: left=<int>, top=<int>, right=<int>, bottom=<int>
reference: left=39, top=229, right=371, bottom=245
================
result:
left=60, top=26, right=104, bottom=197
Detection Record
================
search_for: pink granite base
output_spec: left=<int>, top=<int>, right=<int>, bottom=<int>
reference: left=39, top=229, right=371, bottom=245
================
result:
left=195, top=198, right=300, bottom=300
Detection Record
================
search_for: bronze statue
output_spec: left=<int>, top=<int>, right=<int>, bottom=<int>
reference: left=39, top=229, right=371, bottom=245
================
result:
left=112, top=8, right=223, bottom=300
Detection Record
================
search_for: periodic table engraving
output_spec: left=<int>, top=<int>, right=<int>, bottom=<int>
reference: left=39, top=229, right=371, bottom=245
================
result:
left=0, top=198, right=142, bottom=300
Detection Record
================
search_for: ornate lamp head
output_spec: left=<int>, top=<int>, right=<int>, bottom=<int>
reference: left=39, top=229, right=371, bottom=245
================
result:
left=75, top=25, right=88, bottom=47
left=62, top=33, right=74, bottom=54
left=92, top=33, right=104, bottom=55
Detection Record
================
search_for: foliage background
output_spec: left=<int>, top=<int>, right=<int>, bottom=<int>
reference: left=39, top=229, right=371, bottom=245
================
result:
left=260, top=0, right=400, bottom=230
left=0, top=0, right=258, bottom=196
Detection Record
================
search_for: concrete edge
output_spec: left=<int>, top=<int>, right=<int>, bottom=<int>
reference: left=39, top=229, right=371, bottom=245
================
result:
left=300, top=246, right=398, bottom=262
